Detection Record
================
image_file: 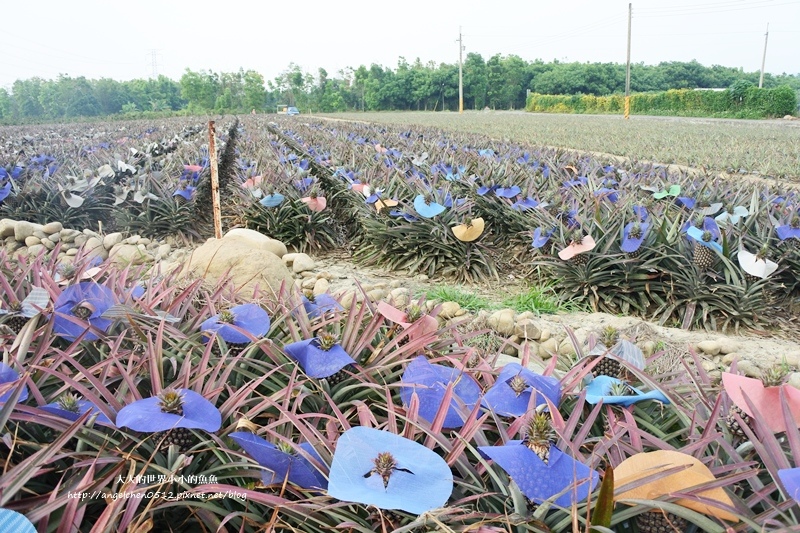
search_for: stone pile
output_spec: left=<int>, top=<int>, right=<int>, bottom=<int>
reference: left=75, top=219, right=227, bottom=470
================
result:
left=0, top=217, right=182, bottom=266
left=428, top=302, right=800, bottom=383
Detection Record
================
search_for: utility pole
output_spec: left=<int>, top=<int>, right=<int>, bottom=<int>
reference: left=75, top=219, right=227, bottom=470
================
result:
left=759, top=23, right=769, bottom=88
left=624, top=3, right=632, bottom=120
left=457, top=27, right=464, bottom=114
left=208, top=121, right=222, bottom=239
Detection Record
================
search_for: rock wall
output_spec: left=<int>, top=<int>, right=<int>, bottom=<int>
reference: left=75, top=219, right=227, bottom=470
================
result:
left=0, top=217, right=185, bottom=266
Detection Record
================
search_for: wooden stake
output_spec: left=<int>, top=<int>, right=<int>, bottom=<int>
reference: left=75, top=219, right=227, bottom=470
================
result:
left=208, top=120, right=222, bottom=239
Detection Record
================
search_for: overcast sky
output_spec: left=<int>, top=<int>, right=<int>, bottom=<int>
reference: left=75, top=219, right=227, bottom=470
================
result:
left=1, top=0, right=797, bottom=90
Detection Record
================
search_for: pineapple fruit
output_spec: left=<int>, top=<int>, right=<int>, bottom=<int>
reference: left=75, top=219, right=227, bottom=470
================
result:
left=153, top=388, right=195, bottom=452
left=725, top=363, right=790, bottom=440
left=569, top=230, right=589, bottom=266
left=318, top=331, right=351, bottom=386
left=524, top=409, right=556, bottom=464
left=2, top=302, right=29, bottom=334
left=635, top=510, right=688, bottom=533
left=522, top=408, right=556, bottom=513
left=693, top=231, right=715, bottom=270
left=625, top=223, right=644, bottom=259
left=589, top=327, right=627, bottom=379
left=209, top=309, right=250, bottom=357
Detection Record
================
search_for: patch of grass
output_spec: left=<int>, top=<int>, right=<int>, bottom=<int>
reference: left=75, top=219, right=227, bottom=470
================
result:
left=425, top=286, right=493, bottom=312
left=502, top=284, right=580, bottom=315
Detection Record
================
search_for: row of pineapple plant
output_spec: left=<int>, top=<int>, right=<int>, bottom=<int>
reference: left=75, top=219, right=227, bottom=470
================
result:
left=3, top=248, right=800, bottom=530
left=262, top=117, right=798, bottom=330
left=2, top=114, right=798, bottom=327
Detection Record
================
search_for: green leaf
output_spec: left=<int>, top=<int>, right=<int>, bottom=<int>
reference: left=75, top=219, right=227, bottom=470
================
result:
left=590, top=465, right=614, bottom=529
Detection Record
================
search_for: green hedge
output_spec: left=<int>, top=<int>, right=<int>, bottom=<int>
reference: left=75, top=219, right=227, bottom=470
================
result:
left=526, top=85, right=797, bottom=118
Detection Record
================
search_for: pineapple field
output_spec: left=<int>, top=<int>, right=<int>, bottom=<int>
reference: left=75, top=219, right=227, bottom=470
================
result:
left=1, top=113, right=800, bottom=532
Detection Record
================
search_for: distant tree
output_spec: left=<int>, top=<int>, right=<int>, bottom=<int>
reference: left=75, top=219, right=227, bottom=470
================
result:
left=94, top=78, right=125, bottom=115
left=153, top=75, right=184, bottom=110
left=486, top=54, right=505, bottom=108
left=0, top=88, right=11, bottom=120
left=12, top=78, right=45, bottom=118
left=0, top=55, right=798, bottom=122
left=500, top=55, right=530, bottom=108
left=463, top=52, right=488, bottom=109
left=64, top=76, right=101, bottom=117
left=630, top=63, right=666, bottom=92
left=242, top=70, right=267, bottom=111
left=180, top=69, right=219, bottom=111
left=531, top=62, right=584, bottom=95
left=658, top=60, right=707, bottom=89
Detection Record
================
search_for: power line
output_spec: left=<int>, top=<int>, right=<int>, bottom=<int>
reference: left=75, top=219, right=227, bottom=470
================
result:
left=637, top=0, right=787, bottom=12
left=636, top=0, right=799, bottom=17
left=0, top=30, right=140, bottom=64
left=0, top=38, right=140, bottom=68
left=469, top=15, right=626, bottom=49
left=632, top=30, right=763, bottom=36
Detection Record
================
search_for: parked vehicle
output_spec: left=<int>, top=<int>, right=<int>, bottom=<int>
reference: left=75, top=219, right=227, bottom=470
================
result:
left=277, top=105, right=300, bottom=115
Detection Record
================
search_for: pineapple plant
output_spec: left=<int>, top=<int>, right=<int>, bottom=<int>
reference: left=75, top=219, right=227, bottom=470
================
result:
left=725, top=363, right=790, bottom=441
left=599, top=326, right=620, bottom=348
left=201, top=304, right=271, bottom=359
left=523, top=408, right=556, bottom=464
left=568, top=230, right=590, bottom=266
left=693, top=230, right=716, bottom=270
left=71, top=302, right=94, bottom=320
left=603, top=380, right=633, bottom=435
left=57, top=392, right=82, bottom=415
left=152, top=388, right=195, bottom=452
left=1, top=301, right=29, bottom=334
left=318, top=331, right=352, bottom=386
left=522, top=408, right=556, bottom=513
left=588, top=326, right=627, bottom=380
left=625, top=222, right=644, bottom=259
left=743, top=244, right=771, bottom=284
left=508, top=374, right=529, bottom=398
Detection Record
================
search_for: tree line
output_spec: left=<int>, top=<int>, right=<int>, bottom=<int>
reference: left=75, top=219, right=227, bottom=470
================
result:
left=0, top=54, right=797, bottom=122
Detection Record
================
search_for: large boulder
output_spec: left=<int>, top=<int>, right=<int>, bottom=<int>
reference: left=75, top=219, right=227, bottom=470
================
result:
left=222, top=228, right=288, bottom=258
left=108, top=243, right=153, bottom=266
left=180, top=237, right=293, bottom=295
